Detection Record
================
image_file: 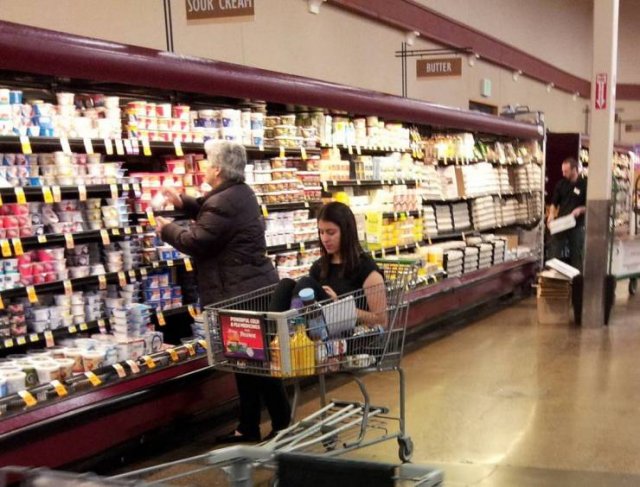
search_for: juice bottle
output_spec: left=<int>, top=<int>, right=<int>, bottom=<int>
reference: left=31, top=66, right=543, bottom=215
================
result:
left=291, top=319, right=315, bottom=376
left=269, top=335, right=282, bottom=377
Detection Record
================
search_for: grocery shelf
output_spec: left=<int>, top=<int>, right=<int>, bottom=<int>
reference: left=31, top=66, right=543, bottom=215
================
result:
left=0, top=225, right=147, bottom=256
left=322, top=179, right=418, bottom=189
left=0, top=183, right=133, bottom=204
left=134, top=201, right=323, bottom=221
left=0, top=318, right=108, bottom=353
left=0, top=304, right=199, bottom=353
left=0, top=135, right=320, bottom=158
left=423, top=190, right=542, bottom=204
left=369, top=220, right=542, bottom=256
left=319, top=144, right=413, bottom=155
left=262, top=201, right=321, bottom=212
left=0, top=339, right=207, bottom=418
left=267, top=239, right=320, bottom=253
left=0, top=257, right=193, bottom=301
left=381, top=210, right=422, bottom=219
left=434, top=157, right=541, bottom=166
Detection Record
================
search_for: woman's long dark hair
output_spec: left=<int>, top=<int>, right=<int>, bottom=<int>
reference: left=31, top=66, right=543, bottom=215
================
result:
left=317, top=202, right=363, bottom=280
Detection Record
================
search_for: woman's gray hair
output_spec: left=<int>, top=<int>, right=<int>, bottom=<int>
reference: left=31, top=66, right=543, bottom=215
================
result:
left=204, top=139, right=246, bottom=183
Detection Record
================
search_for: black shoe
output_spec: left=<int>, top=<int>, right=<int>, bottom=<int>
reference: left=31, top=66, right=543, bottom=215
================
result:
left=216, top=430, right=261, bottom=444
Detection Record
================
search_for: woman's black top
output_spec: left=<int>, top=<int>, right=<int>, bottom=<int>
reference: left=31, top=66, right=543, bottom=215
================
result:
left=309, top=253, right=380, bottom=297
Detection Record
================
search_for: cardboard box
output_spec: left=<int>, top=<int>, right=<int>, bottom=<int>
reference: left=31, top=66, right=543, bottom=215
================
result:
left=610, top=237, right=640, bottom=276
left=537, top=296, right=572, bottom=324
left=536, top=267, right=573, bottom=324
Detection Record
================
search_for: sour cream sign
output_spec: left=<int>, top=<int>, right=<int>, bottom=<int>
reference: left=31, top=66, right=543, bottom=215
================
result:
left=220, top=313, right=267, bottom=361
left=186, top=0, right=255, bottom=20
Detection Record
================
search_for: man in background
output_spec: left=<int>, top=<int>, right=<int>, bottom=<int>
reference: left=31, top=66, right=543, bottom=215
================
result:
left=547, top=157, right=587, bottom=271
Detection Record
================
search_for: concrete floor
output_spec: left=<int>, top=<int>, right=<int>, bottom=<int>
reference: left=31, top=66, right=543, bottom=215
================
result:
left=114, top=284, right=640, bottom=486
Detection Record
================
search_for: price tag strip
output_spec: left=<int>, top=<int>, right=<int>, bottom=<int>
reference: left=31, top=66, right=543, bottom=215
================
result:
left=18, top=390, right=37, bottom=407
left=20, top=135, right=32, bottom=154
left=26, top=285, right=38, bottom=304
left=104, top=138, right=114, bottom=155
left=112, top=363, right=127, bottom=378
left=11, top=238, right=23, bottom=256
left=83, top=137, right=94, bottom=155
left=142, top=355, right=156, bottom=369
left=44, top=330, right=54, bottom=347
left=42, top=186, right=54, bottom=204
left=127, top=359, right=141, bottom=374
left=174, top=139, right=184, bottom=157
left=0, top=239, right=11, bottom=258
left=100, top=229, right=111, bottom=245
left=14, top=187, right=26, bottom=205
left=51, top=380, right=68, bottom=397
left=118, top=271, right=127, bottom=287
left=64, top=233, right=75, bottom=249
left=52, top=185, right=62, bottom=203
left=85, top=371, right=102, bottom=386
left=60, top=136, right=72, bottom=155
left=156, top=311, right=166, bottom=326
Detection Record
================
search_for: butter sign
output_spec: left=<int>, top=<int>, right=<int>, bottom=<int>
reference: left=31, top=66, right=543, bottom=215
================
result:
left=186, top=0, right=254, bottom=20
left=416, top=57, right=462, bottom=78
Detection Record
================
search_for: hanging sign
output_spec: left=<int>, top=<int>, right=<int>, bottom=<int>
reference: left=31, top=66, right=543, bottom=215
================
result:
left=185, top=0, right=254, bottom=20
left=595, top=73, right=607, bottom=110
left=417, top=57, right=462, bottom=78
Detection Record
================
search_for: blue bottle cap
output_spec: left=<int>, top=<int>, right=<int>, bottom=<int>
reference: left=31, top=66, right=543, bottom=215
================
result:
left=298, top=287, right=315, bottom=302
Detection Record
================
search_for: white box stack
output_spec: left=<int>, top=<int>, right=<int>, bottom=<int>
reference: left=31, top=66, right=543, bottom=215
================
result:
left=422, top=205, right=438, bottom=237
left=471, top=196, right=497, bottom=230
left=435, top=204, right=453, bottom=234
left=452, top=202, right=472, bottom=230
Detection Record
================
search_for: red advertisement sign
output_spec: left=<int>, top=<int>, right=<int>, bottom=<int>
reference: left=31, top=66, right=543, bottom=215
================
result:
left=220, top=313, right=267, bottom=361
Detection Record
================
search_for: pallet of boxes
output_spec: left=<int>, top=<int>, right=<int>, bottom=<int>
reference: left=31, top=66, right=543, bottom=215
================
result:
left=536, top=258, right=581, bottom=324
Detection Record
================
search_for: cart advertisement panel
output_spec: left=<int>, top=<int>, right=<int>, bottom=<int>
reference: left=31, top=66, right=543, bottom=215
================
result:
left=219, top=313, right=267, bottom=361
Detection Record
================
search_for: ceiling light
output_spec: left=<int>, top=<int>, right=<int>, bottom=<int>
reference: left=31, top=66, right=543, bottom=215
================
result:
left=307, top=0, right=326, bottom=14
left=512, top=70, right=522, bottom=81
left=405, top=31, right=420, bottom=46
left=546, top=82, right=554, bottom=93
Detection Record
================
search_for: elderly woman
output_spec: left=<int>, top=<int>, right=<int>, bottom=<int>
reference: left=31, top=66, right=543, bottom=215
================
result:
left=156, top=140, right=290, bottom=443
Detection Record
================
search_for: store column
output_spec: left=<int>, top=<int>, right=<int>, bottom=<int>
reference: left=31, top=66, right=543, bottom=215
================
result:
left=582, top=0, right=619, bottom=328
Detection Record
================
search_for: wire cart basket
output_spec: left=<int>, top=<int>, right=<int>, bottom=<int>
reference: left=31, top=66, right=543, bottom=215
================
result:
left=203, top=259, right=418, bottom=463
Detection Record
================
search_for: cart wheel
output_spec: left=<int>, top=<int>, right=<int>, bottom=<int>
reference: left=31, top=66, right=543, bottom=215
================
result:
left=629, top=279, right=638, bottom=296
left=322, top=435, right=338, bottom=451
left=398, top=436, right=414, bottom=463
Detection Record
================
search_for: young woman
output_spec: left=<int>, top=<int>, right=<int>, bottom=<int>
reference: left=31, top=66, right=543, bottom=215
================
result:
left=269, top=201, right=387, bottom=325
left=310, top=202, right=387, bottom=326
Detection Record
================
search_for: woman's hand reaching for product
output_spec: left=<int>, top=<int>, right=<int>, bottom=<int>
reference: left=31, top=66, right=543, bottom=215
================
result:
left=162, top=188, right=183, bottom=209
left=322, top=286, right=338, bottom=301
left=155, top=216, right=172, bottom=236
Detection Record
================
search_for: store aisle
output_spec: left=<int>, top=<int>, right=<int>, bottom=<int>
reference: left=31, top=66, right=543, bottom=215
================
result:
left=115, top=288, right=640, bottom=486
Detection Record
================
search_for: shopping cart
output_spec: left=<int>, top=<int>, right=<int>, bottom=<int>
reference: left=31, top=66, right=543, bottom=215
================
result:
left=110, top=446, right=442, bottom=486
left=0, top=448, right=443, bottom=487
left=203, top=259, right=418, bottom=463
